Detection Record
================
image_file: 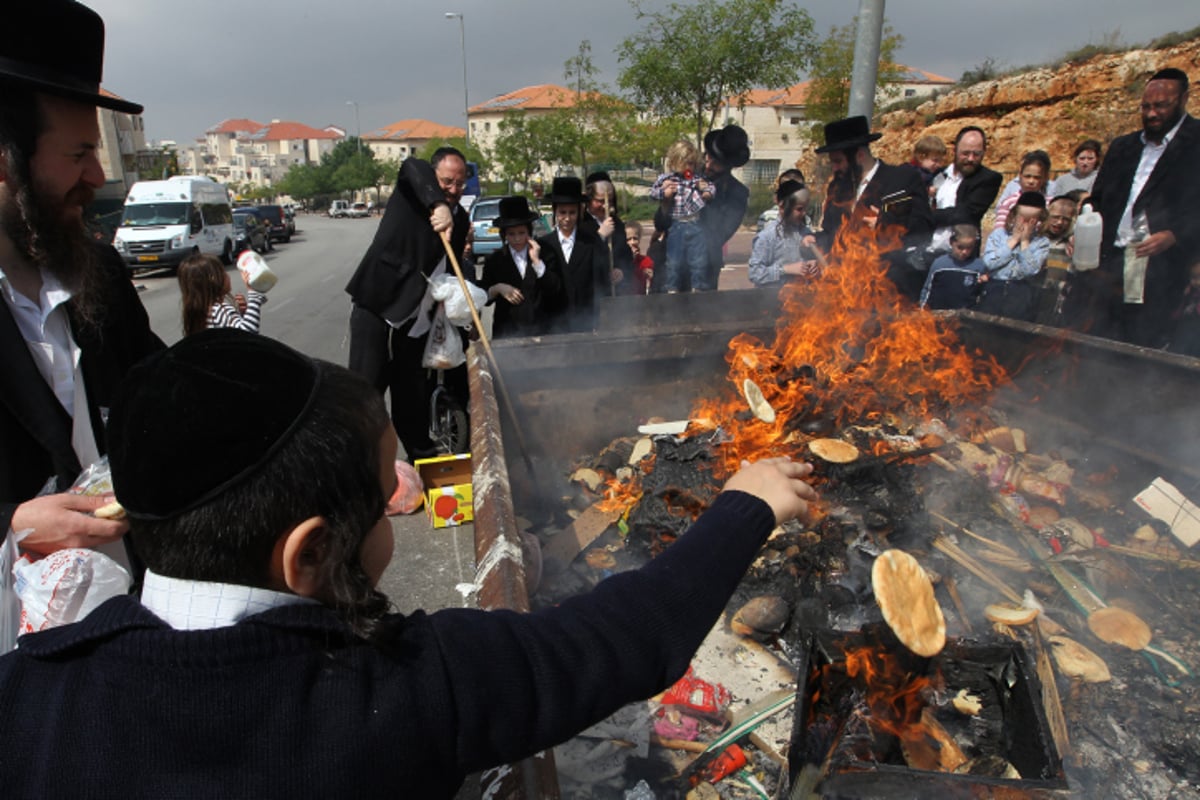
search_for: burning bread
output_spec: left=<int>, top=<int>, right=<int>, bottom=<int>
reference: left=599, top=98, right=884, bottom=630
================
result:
left=808, top=438, right=860, bottom=464
left=984, top=603, right=1040, bottom=626
left=741, top=379, right=776, bottom=424
left=1088, top=606, right=1152, bottom=650
left=871, top=549, right=946, bottom=657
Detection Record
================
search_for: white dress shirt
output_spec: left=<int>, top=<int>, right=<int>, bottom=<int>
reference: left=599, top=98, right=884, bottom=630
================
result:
left=559, top=230, right=576, bottom=262
left=930, top=166, right=966, bottom=252
left=509, top=245, right=545, bottom=279
left=1115, top=113, right=1188, bottom=246
left=140, top=569, right=319, bottom=630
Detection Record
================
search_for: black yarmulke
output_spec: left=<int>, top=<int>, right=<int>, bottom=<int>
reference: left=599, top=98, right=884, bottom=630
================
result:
left=1016, top=191, right=1046, bottom=209
left=109, top=329, right=321, bottom=520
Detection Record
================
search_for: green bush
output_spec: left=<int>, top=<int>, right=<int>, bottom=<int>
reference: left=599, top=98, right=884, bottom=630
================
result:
left=1149, top=25, right=1200, bottom=49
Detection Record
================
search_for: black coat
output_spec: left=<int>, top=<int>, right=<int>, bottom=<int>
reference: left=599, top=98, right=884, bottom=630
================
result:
left=579, top=211, right=634, bottom=292
left=1086, top=114, right=1200, bottom=341
left=819, top=161, right=934, bottom=252
left=479, top=246, right=561, bottom=338
left=701, top=171, right=749, bottom=283
left=930, top=164, right=1003, bottom=231
left=0, top=245, right=164, bottom=532
left=537, top=227, right=610, bottom=333
left=344, top=158, right=468, bottom=324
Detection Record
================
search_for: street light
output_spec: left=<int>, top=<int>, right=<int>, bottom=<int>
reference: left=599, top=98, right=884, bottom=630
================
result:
left=444, top=12, right=469, bottom=147
left=345, top=100, right=361, bottom=154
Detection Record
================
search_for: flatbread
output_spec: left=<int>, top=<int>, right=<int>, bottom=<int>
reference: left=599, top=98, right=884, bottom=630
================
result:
left=742, top=379, right=776, bottom=424
left=93, top=501, right=126, bottom=520
left=808, top=438, right=860, bottom=464
left=1088, top=606, right=1152, bottom=650
left=871, top=549, right=946, bottom=657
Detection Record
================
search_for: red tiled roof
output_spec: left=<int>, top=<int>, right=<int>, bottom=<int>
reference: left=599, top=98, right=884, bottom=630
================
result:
left=364, top=119, right=464, bottom=141
left=249, top=121, right=343, bottom=141
left=207, top=118, right=264, bottom=135
left=469, top=84, right=583, bottom=114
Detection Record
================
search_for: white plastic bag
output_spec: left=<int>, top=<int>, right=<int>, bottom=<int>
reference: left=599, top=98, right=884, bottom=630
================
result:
left=429, top=273, right=487, bottom=328
left=421, top=303, right=465, bottom=369
left=14, top=548, right=131, bottom=635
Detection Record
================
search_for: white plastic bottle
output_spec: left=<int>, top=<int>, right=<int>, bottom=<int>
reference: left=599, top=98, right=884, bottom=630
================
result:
left=1073, top=203, right=1103, bottom=272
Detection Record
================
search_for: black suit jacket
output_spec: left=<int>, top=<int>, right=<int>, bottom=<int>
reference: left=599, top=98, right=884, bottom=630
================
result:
left=344, top=158, right=468, bottom=324
left=0, top=245, right=163, bottom=532
left=1088, top=115, right=1200, bottom=320
left=930, top=164, right=1003, bottom=230
left=479, top=246, right=562, bottom=338
left=701, top=171, right=749, bottom=282
left=579, top=211, right=634, bottom=293
left=820, top=161, right=934, bottom=251
left=537, top=228, right=610, bottom=333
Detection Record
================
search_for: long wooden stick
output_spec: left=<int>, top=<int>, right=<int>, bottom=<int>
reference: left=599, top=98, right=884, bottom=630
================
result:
left=440, top=231, right=537, bottom=482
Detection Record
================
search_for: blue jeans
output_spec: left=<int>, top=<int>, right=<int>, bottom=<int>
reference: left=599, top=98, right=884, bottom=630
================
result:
left=664, top=220, right=709, bottom=292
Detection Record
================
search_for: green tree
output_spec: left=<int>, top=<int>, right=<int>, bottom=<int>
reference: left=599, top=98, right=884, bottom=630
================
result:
left=803, top=18, right=905, bottom=136
left=492, top=111, right=577, bottom=187
left=332, top=149, right=383, bottom=196
left=617, top=0, right=816, bottom=142
left=275, top=163, right=327, bottom=202
left=414, top=137, right=487, bottom=169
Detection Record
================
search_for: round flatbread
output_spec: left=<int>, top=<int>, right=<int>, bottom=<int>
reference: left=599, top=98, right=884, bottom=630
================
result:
left=742, top=379, right=776, bottom=424
left=872, top=549, right=946, bottom=657
left=1088, top=606, right=1152, bottom=650
left=808, top=438, right=860, bottom=464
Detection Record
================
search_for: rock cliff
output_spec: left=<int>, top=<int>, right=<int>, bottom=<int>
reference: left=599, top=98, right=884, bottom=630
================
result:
left=801, top=36, right=1200, bottom=183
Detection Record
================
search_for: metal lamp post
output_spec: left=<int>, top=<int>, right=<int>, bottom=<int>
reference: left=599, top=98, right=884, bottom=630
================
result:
left=345, top=100, right=361, bottom=154
left=444, top=12, right=469, bottom=147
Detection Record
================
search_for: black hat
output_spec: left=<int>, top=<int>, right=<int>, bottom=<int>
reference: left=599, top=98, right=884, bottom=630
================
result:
left=585, top=171, right=612, bottom=185
left=109, top=330, right=322, bottom=520
left=775, top=179, right=806, bottom=202
left=493, top=196, right=538, bottom=230
left=703, top=125, right=751, bottom=168
left=815, top=116, right=882, bottom=154
left=544, top=176, right=585, bottom=205
left=1, top=1, right=143, bottom=114
left=1015, top=191, right=1047, bottom=209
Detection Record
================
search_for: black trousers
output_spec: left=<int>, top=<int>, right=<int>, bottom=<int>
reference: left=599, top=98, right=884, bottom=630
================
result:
left=347, top=305, right=467, bottom=461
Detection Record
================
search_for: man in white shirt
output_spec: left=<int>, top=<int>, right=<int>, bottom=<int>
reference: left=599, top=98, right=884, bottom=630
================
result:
left=1073, top=68, right=1200, bottom=347
left=0, top=1, right=162, bottom=561
left=929, top=126, right=1003, bottom=255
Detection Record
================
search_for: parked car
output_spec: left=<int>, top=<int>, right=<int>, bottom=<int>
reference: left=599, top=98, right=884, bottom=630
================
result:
left=328, top=199, right=350, bottom=218
left=756, top=206, right=779, bottom=232
left=255, top=204, right=290, bottom=243
left=231, top=206, right=273, bottom=251
left=283, top=206, right=296, bottom=235
left=232, top=210, right=269, bottom=256
left=348, top=202, right=370, bottom=218
left=468, top=197, right=550, bottom=261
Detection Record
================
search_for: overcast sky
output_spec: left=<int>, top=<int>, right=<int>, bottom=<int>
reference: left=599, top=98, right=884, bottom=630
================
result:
left=85, top=0, right=1195, bottom=145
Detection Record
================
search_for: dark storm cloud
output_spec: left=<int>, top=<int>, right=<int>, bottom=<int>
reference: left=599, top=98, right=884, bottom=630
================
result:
left=87, top=0, right=1195, bottom=144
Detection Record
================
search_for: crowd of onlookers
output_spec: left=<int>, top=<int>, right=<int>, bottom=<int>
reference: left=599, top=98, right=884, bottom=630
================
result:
left=744, top=67, right=1199, bottom=358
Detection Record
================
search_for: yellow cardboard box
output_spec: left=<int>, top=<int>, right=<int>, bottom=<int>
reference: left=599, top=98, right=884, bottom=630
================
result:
left=415, top=453, right=473, bottom=528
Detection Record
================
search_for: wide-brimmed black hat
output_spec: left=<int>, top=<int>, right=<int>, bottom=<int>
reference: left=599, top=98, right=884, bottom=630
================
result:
left=815, top=116, right=882, bottom=154
left=493, top=196, right=538, bottom=230
left=544, top=176, right=585, bottom=205
left=1, top=0, right=142, bottom=114
left=703, top=125, right=750, bottom=168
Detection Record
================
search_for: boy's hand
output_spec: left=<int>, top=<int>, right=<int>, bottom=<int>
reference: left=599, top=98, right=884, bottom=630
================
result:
left=529, top=239, right=541, bottom=263
left=723, top=458, right=817, bottom=526
left=597, top=216, right=615, bottom=241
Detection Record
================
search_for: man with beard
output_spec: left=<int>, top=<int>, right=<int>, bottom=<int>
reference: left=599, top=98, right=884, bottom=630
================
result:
left=0, top=1, right=163, bottom=566
left=929, top=126, right=1003, bottom=256
left=1072, top=69, right=1200, bottom=347
left=344, top=146, right=470, bottom=462
left=815, top=116, right=933, bottom=300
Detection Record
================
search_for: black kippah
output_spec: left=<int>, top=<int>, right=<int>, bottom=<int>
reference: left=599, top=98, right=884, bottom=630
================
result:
left=776, top=179, right=806, bottom=202
left=1016, top=191, right=1046, bottom=210
left=109, top=329, right=322, bottom=520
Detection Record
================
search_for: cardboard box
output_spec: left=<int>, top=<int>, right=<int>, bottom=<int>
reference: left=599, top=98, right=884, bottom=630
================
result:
left=415, top=453, right=473, bottom=528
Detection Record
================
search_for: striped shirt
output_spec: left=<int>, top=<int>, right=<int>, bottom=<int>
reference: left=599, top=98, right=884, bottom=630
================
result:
left=208, top=291, right=266, bottom=332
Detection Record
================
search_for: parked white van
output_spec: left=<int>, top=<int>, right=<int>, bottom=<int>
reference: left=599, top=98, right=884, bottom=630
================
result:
left=113, top=177, right=235, bottom=270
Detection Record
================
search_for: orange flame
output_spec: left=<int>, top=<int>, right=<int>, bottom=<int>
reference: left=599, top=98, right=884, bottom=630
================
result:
left=693, top=223, right=1008, bottom=475
left=842, top=645, right=935, bottom=742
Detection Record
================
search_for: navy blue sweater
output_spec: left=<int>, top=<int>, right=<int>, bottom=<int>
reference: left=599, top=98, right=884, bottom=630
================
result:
left=0, top=490, right=775, bottom=798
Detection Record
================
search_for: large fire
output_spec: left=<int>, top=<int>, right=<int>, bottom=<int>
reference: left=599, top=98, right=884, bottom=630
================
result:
left=693, top=224, right=1009, bottom=475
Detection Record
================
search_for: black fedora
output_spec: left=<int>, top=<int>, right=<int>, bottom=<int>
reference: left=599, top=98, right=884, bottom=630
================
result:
left=703, top=125, right=750, bottom=168
left=1, top=0, right=143, bottom=114
left=815, top=116, right=882, bottom=154
left=544, top=176, right=585, bottom=205
left=493, top=196, right=538, bottom=230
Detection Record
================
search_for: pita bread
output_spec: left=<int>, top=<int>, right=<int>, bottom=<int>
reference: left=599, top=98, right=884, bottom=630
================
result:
left=94, top=501, right=126, bottom=520
left=871, top=549, right=946, bottom=657
left=1088, top=606, right=1152, bottom=650
left=742, top=379, right=776, bottom=424
left=808, top=438, right=860, bottom=464
left=984, top=603, right=1040, bottom=626
left=1048, top=635, right=1111, bottom=682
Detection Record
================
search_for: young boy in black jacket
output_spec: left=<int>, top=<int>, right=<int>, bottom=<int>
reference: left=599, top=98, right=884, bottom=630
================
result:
left=0, top=329, right=817, bottom=798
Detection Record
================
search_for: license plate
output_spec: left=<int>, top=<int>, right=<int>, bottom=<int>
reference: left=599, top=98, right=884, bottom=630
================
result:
left=137, top=255, right=159, bottom=262
left=487, top=226, right=498, bottom=235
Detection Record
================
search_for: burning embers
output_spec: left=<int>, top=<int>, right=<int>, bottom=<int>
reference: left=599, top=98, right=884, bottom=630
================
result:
left=790, top=627, right=1066, bottom=797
